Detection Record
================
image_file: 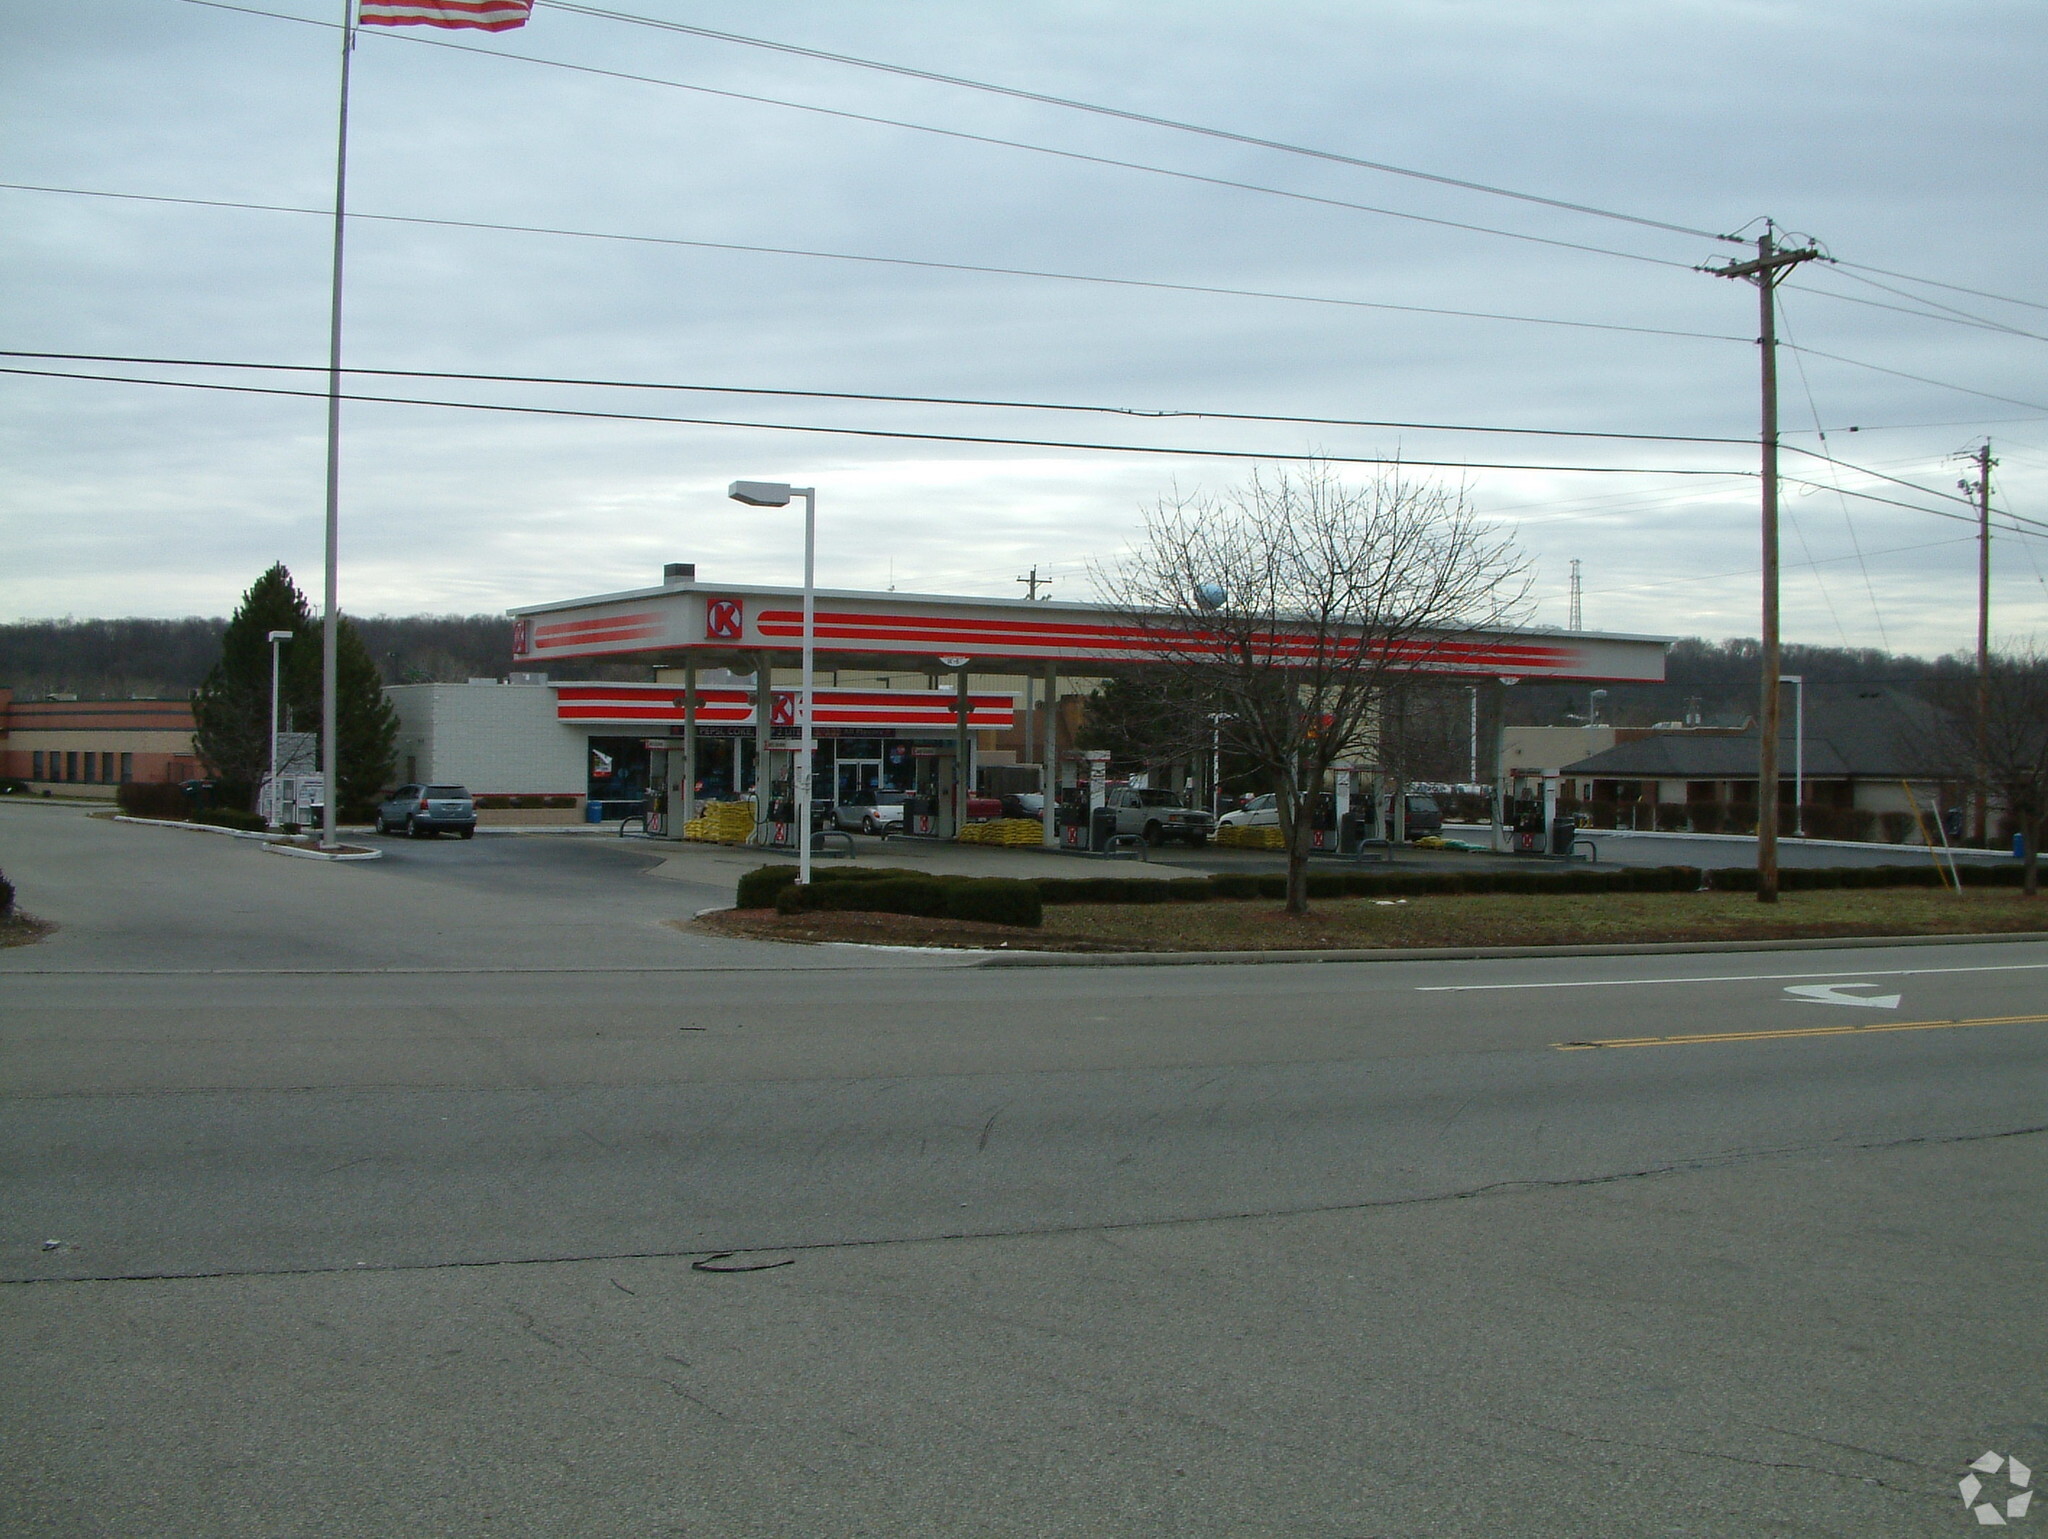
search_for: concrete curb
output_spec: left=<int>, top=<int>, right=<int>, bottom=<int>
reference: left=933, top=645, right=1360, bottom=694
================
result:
left=114, top=814, right=381, bottom=860
left=261, top=842, right=382, bottom=863
left=114, top=814, right=273, bottom=842
left=1442, top=823, right=2013, bottom=859
left=974, top=930, right=2048, bottom=967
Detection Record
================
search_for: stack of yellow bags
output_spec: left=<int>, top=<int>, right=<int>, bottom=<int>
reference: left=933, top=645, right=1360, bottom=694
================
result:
left=955, top=817, right=1044, bottom=846
left=1215, top=823, right=1286, bottom=850
left=684, top=800, right=756, bottom=844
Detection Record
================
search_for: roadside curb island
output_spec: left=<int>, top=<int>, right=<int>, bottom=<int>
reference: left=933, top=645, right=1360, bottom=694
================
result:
left=113, top=814, right=382, bottom=861
left=967, top=929, right=2048, bottom=967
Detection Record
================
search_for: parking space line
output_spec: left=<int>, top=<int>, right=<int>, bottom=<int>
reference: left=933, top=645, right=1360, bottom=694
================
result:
left=1553, top=1012, right=2048, bottom=1051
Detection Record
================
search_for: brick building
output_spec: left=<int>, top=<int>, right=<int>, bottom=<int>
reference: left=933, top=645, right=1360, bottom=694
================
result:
left=0, top=688, right=203, bottom=797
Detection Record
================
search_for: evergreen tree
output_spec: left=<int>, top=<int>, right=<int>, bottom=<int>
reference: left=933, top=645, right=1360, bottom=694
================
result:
left=332, top=616, right=398, bottom=813
left=190, top=563, right=398, bottom=812
left=191, top=564, right=318, bottom=801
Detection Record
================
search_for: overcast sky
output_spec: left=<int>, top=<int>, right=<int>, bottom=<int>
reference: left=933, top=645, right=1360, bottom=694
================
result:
left=3, top=0, right=2044, bottom=657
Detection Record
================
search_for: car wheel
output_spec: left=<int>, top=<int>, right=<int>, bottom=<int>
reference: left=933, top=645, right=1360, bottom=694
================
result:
left=1143, top=821, right=1163, bottom=847
left=862, top=816, right=878, bottom=834
left=459, top=827, right=475, bottom=840
left=406, top=816, right=423, bottom=839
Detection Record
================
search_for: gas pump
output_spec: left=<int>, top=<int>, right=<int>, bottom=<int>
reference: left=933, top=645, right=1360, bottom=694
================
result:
left=904, top=746, right=950, bottom=838
left=1506, top=769, right=1569, bottom=854
left=643, top=742, right=669, bottom=837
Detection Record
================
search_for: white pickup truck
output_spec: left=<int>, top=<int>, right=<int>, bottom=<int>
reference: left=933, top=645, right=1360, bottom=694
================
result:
left=1104, top=787, right=1214, bottom=847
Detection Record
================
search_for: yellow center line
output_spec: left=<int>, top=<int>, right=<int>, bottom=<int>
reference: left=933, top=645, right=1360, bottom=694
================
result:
left=1553, top=1012, right=2048, bottom=1051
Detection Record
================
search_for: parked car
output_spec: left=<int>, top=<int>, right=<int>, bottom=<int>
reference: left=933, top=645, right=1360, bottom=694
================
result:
left=1400, top=793, right=1445, bottom=838
left=832, top=788, right=909, bottom=834
left=1104, top=786, right=1214, bottom=847
left=377, top=783, right=477, bottom=838
left=999, top=791, right=1046, bottom=819
left=966, top=792, right=1004, bottom=822
left=1217, top=792, right=1278, bottom=829
left=1216, top=790, right=1444, bottom=839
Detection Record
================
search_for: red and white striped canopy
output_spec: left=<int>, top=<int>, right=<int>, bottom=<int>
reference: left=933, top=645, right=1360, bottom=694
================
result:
left=358, top=0, right=532, bottom=30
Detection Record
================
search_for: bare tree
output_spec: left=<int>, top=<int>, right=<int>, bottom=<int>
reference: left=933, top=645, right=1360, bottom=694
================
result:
left=1962, top=645, right=2048, bottom=895
left=1097, top=464, right=1530, bottom=913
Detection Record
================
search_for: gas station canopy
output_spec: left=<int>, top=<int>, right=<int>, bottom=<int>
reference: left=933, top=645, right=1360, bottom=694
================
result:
left=511, top=577, right=1669, bottom=682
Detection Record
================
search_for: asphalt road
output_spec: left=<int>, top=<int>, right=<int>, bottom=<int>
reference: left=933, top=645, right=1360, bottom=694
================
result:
left=2, top=802, right=2043, bottom=1537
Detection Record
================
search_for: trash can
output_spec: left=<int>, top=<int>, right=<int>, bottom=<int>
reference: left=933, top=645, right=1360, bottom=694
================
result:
left=585, top=800, right=604, bottom=823
left=1550, top=817, right=1576, bottom=855
left=1089, top=806, right=1118, bottom=852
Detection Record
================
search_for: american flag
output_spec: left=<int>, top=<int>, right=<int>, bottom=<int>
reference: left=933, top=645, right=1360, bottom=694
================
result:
left=358, top=1, right=533, bottom=29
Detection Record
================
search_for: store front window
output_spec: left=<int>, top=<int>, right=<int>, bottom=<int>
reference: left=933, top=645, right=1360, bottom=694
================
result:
left=587, top=736, right=650, bottom=804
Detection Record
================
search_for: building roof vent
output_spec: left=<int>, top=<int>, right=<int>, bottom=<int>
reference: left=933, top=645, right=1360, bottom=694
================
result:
left=664, top=562, right=696, bottom=586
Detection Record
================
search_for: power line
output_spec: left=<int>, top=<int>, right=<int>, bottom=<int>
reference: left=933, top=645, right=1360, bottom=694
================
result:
left=1781, top=343, right=2048, bottom=415
left=1833, top=260, right=2048, bottom=317
left=1817, top=268, right=2048, bottom=340
left=1786, top=275, right=2048, bottom=343
left=0, top=182, right=1745, bottom=346
left=18, top=361, right=2047, bottom=541
left=0, top=348, right=1755, bottom=447
left=0, top=363, right=1754, bottom=476
left=545, top=1, right=1736, bottom=244
left=176, top=0, right=1709, bottom=274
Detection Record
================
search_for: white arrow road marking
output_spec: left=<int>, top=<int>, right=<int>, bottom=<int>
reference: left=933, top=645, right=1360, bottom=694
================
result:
left=1783, top=982, right=1902, bottom=1009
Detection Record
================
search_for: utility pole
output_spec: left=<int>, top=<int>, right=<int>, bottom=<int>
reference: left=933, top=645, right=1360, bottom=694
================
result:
left=1959, top=442, right=1997, bottom=843
left=1567, top=559, right=1583, bottom=632
left=1015, top=565, right=1052, bottom=601
left=1707, top=222, right=1825, bottom=904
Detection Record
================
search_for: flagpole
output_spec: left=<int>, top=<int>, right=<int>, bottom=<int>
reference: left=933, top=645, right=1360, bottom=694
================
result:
left=319, top=3, right=354, bottom=849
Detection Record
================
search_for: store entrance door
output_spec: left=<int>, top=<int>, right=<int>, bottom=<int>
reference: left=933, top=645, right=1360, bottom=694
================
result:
left=836, top=758, right=881, bottom=803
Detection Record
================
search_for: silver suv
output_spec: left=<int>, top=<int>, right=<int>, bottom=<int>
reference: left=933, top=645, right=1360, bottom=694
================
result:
left=377, top=783, right=477, bottom=839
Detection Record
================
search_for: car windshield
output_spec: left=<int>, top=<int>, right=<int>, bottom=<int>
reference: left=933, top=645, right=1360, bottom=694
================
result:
left=426, top=785, right=469, bottom=799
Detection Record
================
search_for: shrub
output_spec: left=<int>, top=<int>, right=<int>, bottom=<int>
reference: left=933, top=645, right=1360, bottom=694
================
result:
left=940, top=878, right=1043, bottom=927
left=776, top=874, right=1043, bottom=928
left=1706, top=866, right=1758, bottom=891
left=544, top=795, right=577, bottom=809
left=0, top=867, right=13, bottom=918
left=117, top=781, right=190, bottom=819
left=193, top=807, right=267, bottom=832
left=1878, top=813, right=1915, bottom=844
left=735, top=864, right=932, bottom=909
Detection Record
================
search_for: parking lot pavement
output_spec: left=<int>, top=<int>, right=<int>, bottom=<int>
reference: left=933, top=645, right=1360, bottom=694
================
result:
left=0, top=803, right=971, bottom=973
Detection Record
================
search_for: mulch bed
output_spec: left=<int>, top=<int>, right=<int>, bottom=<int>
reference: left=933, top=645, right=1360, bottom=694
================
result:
left=686, top=908, right=1123, bottom=951
left=1, top=912, right=55, bottom=948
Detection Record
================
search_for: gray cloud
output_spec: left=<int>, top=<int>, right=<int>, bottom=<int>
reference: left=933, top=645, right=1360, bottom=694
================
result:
left=2, top=0, right=2043, bottom=653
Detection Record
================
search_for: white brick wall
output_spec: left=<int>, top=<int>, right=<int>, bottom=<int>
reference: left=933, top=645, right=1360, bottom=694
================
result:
left=385, top=684, right=586, bottom=795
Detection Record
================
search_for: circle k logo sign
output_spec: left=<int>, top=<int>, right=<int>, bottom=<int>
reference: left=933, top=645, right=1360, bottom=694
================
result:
left=706, top=599, right=744, bottom=640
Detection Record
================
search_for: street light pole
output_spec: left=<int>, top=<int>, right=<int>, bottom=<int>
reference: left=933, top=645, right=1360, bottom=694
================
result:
left=729, top=480, right=817, bottom=886
left=267, top=629, right=293, bottom=828
left=1206, top=712, right=1234, bottom=819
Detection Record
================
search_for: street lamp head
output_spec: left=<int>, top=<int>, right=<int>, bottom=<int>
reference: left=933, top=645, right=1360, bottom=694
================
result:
left=728, top=480, right=794, bottom=508
left=267, top=630, right=293, bottom=643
